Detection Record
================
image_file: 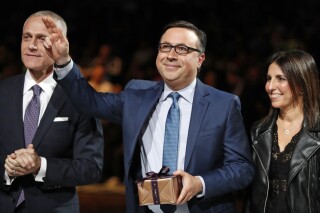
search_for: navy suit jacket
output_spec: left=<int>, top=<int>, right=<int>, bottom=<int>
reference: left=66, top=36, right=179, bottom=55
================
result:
left=0, top=73, right=104, bottom=213
left=56, top=64, right=254, bottom=213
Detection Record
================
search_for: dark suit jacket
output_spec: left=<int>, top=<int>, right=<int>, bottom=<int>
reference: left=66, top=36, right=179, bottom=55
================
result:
left=56, top=64, right=254, bottom=213
left=0, top=73, right=104, bottom=213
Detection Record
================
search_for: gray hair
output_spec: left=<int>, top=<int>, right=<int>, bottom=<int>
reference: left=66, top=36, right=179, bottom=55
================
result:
left=25, top=10, right=67, bottom=36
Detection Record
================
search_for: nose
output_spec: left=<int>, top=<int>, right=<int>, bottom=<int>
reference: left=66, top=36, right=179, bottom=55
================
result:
left=28, top=39, right=38, bottom=50
left=166, top=47, right=178, bottom=59
left=266, top=79, right=275, bottom=92
left=29, top=44, right=37, bottom=50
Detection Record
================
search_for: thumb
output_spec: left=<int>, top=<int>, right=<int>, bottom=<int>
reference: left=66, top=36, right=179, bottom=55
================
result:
left=27, top=144, right=34, bottom=149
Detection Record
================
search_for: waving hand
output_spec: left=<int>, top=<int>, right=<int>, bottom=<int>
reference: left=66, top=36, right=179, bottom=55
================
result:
left=42, top=17, right=71, bottom=65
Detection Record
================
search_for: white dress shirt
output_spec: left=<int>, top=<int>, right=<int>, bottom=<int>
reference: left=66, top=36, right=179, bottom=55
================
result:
left=141, top=78, right=202, bottom=213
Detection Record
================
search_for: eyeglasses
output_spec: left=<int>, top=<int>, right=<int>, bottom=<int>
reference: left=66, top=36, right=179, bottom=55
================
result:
left=158, top=43, right=201, bottom=55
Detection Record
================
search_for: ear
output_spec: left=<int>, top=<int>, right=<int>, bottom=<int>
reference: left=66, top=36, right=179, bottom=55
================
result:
left=197, top=53, right=206, bottom=69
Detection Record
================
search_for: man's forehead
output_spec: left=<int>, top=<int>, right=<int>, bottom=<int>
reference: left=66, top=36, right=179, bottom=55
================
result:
left=23, top=18, right=49, bottom=36
left=160, top=28, right=198, bottom=45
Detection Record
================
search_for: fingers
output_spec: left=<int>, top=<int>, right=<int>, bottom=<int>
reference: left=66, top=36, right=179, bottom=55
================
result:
left=4, top=163, right=15, bottom=176
left=15, top=147, right=37, bottom=168
left=41, top=16, right=70, bottom=64
left=46, top=17, right=59, bottom=35
left=14, top=152, right=36, bottom=168
left=14, top=147, right=34, bottom=155
left=27, top=144, right=34, bottom=149
left=43, top=36, right=53, bottom=49
left=5, top=154, right=37, bottom=176
left=5, top=146, right=39, bottom=176
left=5, top=163, right=28, bottom=177
left=174, top=170, right=203, bottom=204
left=42, top=16, right=67, bottom=43
left=42, top=17, right=55, bottom=34
left=43, top=16, right=67, bottom=40
left=5, top=155, right=28, bottom=177
left=6, top=153, right=18, bottom=168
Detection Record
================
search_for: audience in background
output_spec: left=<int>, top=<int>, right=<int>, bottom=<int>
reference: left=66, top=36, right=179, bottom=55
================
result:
left=0, top=1, right=317, bottom=184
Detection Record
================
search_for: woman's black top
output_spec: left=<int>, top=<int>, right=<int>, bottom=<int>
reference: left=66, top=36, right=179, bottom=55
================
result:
left=266, top=126, right=300, bottom=213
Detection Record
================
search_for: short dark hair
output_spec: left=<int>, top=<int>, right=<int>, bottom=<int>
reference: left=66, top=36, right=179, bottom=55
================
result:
left=161, top=20, right=207, bottom=53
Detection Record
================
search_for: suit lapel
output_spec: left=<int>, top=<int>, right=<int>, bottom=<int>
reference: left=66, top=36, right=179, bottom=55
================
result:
left=12, top=75, right=25, bottom=149
left=127, top=82, right=164, bottom=160
left=184, top=80, right=210, bottom=169
left=32, top=85, right=67, bottom=149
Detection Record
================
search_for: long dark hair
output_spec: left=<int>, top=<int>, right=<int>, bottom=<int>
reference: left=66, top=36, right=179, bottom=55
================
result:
left=264, top=49, right=320, bottom=128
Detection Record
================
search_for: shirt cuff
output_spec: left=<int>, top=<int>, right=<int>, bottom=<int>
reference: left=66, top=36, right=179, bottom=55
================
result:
left=4, top=171, right=15, bottom=185
left=34, top=157, right=47, bottom=182
left=54, top=60, right=73, bottom=80
left=196, top=176, right=206, bottom=198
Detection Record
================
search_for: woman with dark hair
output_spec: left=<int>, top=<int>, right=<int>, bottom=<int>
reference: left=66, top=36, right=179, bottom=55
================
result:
left=246, top=49, right=320, bottom=213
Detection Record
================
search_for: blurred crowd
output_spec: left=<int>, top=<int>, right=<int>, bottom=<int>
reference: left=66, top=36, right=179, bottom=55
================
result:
left=1, top=0, right=320, bottom=183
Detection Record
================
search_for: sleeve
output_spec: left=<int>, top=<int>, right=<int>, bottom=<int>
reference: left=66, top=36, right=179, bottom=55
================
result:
left=54, top=60, right=74, bottom=80
left=54, top=62, right=124, bottom=124
left=40, top=117, right=104, bottom=189
left=3, top=171, right=15, bottom=185
left=34, top=157, right=47, bottom=182
left=201, top=96, right=255, bottom=199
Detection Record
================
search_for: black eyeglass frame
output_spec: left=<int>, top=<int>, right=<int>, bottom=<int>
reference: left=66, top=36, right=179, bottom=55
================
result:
left=158, top=43, right=201, bottom=55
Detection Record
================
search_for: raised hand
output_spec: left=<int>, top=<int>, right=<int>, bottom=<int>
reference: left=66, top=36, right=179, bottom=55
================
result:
left=41, top=16, right=71, bottom=65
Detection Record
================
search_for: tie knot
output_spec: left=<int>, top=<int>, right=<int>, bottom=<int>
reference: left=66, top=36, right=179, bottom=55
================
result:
left=32, top=85, right=42, bottom=97
left=169, top=92, right=180, bottom=104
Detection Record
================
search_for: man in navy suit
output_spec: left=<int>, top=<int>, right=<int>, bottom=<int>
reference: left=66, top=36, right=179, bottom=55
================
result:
left=43, top=17, right=254, bottom=212
left=0, top=11, right=104, bottom=213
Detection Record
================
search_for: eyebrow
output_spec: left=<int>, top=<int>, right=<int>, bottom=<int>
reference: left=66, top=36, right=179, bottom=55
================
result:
left=161, top=41, right=189, bottom=46
left=23, top=31, right=48, bottom=37
left=267, top=74, right=286, bottom=78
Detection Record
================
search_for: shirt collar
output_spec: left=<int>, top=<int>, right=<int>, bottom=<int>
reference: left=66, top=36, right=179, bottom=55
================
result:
left=23, top=70, right=57, bottom=95
left=161, top=78, right=196, bottom=103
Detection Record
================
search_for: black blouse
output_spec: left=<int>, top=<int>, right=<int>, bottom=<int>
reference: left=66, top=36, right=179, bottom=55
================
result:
left=266, top=126, right=300, bottom=213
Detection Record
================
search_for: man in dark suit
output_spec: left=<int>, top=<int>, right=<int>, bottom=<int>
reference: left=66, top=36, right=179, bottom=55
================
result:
left=43, top=17, right=254, bottom=212
left=0, top=11, right=104, bottom=213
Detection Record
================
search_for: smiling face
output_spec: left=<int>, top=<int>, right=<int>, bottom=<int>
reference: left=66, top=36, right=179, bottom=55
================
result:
left=265, top=62, right=299, bottom=111
left=21, top=16, right=54, bottom=76
left=156, top=27, right=205, bottom=91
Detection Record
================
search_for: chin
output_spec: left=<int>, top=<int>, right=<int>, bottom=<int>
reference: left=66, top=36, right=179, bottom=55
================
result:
left=164, top=71, right=179, bottom=79
left=25, top=61, right=42, bottom=69
left=271, top=103, right=283, bottom=109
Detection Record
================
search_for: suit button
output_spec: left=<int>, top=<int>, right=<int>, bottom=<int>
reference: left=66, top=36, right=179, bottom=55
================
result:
left=128, top=160, right=131, bottom=165
left=11, top=197, right=15, bottom=203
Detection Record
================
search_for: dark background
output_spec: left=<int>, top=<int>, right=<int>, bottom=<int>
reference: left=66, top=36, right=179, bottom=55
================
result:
left=2, top=0, right=320, bottom=70
left=1, top=0, right=320, bottom=181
